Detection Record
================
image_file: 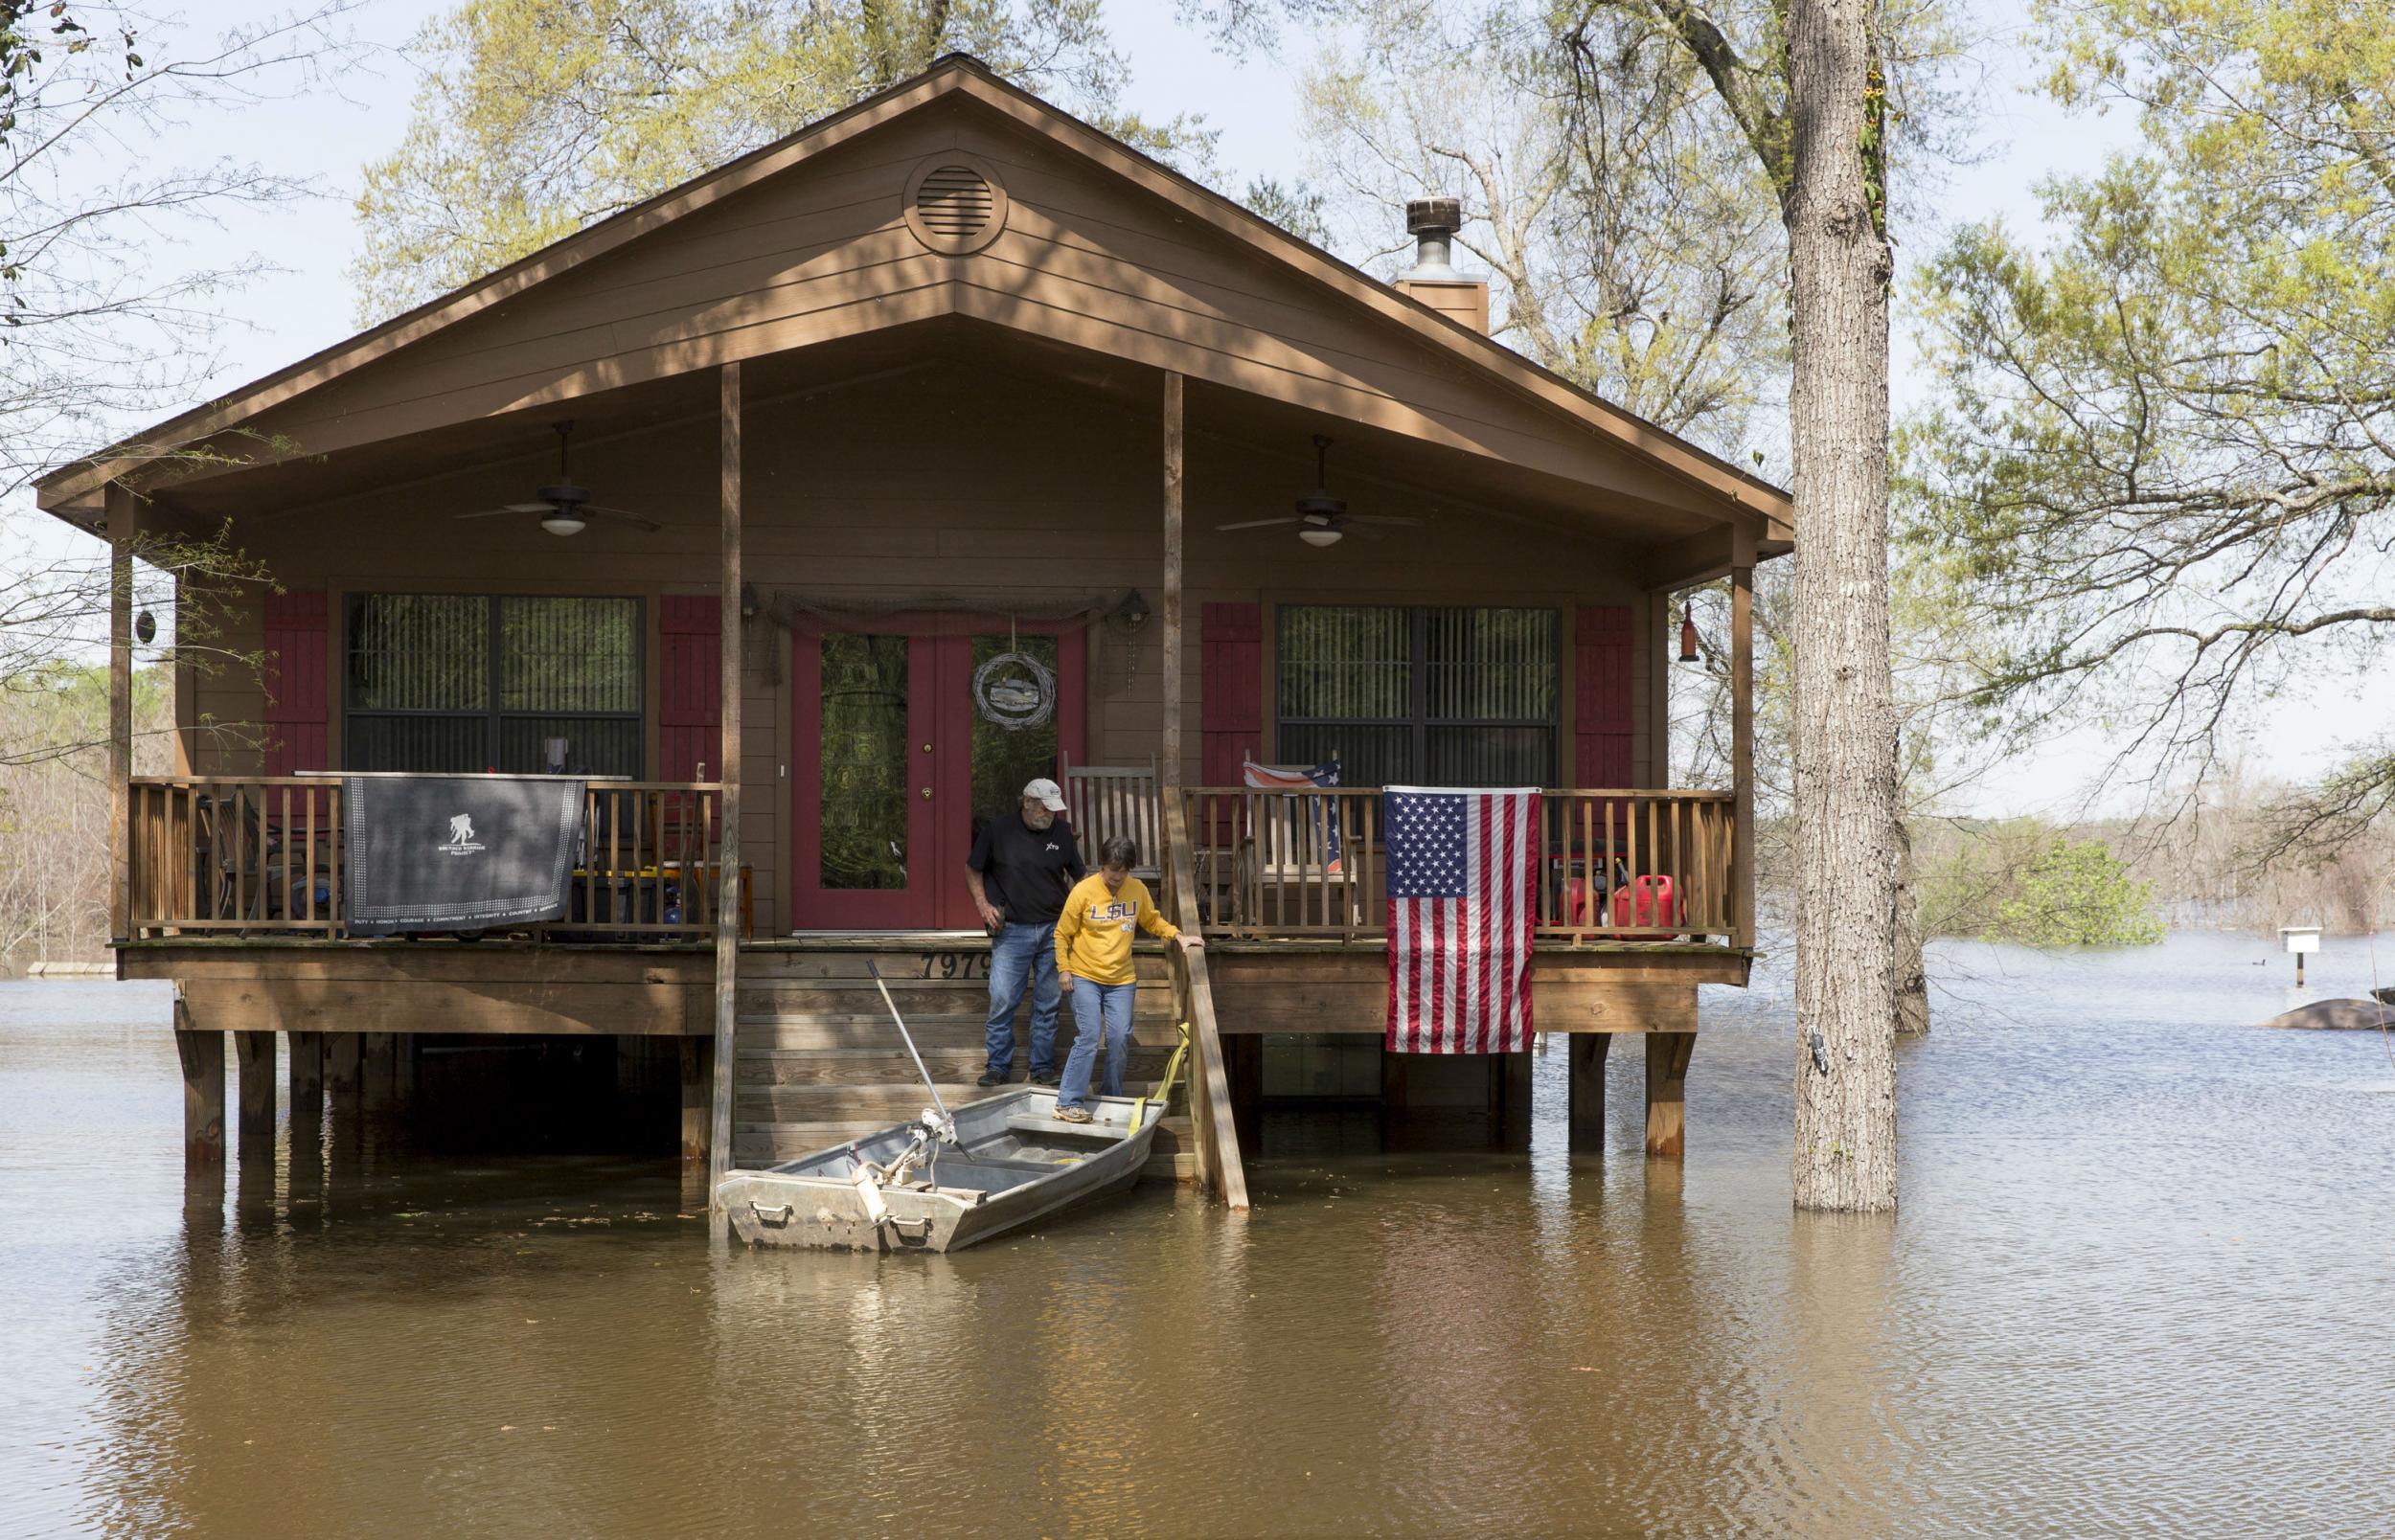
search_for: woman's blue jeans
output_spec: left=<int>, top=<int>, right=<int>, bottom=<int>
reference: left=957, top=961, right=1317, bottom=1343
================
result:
left=1059, top=980, right=1136, bottom=1110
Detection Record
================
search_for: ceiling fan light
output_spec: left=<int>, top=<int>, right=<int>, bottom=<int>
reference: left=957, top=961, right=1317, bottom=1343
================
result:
left=1298, top=526, right=1343, bottom=548
left=539, top=509, right=588, bottom=536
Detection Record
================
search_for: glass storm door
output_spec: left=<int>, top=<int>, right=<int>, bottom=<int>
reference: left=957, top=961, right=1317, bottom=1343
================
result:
left=792, top=632, right=936, bottom=929
left=792, top=624, right=1086, bottom=932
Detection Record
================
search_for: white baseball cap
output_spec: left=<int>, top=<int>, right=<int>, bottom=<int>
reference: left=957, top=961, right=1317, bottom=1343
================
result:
left=1022, top=778, right=1068, bottom=812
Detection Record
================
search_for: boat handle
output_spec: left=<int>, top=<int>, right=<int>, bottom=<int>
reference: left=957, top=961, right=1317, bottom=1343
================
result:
left=886, top=1215, right=935, bottom=1236
left=749, top=1202, right=794, bottom=1225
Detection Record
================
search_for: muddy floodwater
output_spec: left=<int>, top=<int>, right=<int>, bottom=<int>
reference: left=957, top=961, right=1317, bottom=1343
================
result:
left=6, top=932, right=2394, bottom=1538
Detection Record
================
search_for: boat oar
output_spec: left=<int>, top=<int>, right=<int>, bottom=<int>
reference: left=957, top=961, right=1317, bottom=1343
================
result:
left=866, top=959, right=955, bottom=1143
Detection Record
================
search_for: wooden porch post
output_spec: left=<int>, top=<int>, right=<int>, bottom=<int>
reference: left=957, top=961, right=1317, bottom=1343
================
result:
left=709, top=360, right=742, bottom=1231
left=175, top=991, right=224, bottom=1171
left=328, top=1032, right=362, bottom=1105
left=680, top=1036, right=713, bottom=1168
left=235, top=1030, right=277, bottom=1144
left=1648, top=589, right=1672, bottom=787
left=106, top=482, right=135, bottom=943
left=1568, top=1032, right=1612, bottom=1152
left=1644, top=1030, right=1695, bottom=1158
left=360, top=1031, right=396, bottom=1112
left=1160, top=370, right=1184, bottom=788
left=289, top=1031, right=325, bottom=1121
left=1730, top=554, right=1755, bottom=949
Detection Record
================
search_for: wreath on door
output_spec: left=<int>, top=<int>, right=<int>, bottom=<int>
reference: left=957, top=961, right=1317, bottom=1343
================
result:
left=971, top=650, right=1056, bottom=732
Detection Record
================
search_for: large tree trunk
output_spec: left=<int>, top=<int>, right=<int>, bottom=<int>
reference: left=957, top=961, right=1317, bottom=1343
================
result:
left=1785, top=0, right=1902, bottom=1209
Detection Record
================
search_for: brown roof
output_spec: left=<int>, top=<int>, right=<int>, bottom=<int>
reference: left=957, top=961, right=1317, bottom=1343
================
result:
left=36, top=54, right=1791, bottom=545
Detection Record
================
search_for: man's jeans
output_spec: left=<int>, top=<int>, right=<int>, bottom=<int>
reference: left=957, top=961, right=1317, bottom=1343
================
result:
left=1059, top=980, right=1136, bottom=1111
left=984, top=922, right=1061, bottom=1078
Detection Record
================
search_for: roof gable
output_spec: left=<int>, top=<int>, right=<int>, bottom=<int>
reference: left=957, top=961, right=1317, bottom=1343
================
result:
left=37, top=56, right=1790, bottom=542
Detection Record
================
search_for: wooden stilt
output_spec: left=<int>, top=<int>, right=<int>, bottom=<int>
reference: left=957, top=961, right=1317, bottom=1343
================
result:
left=1499, top=1050, right=1533, bottom=1151
left=395, top=1032, right=418, bottom=1102
left=176, top=1021, right=225, bottom=1170
left=235, top=1030, right=276, bottom=1142
left=1568, top=1033, right=1613, bottom=1152
left=1644, top=1030, right=1695, bottom=1158
left=679, top=1036, right=713, bottom=1167
left=360, top=1031, right=396, bottom=1112
left=328, top=1032, right=362, bottom=1103
left=289, top=1031, right=325, bottom=1121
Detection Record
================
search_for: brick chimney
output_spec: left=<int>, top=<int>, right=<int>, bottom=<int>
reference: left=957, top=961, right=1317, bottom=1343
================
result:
left=1392, top=196, right=1489, bottom=333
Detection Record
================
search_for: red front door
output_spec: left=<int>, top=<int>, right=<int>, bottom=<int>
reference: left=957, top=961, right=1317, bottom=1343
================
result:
left=790, top=622, right=1084, bottom=930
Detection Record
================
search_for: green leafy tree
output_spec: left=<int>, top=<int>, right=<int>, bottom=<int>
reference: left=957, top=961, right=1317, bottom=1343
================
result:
left=1919, top=819, right=2164, bottom=947
left=1995, top=835, right=2165, bottom=948
left=353, top=0, right=1217, bottom=320
left=1902, top=0, right=2395, bottom=864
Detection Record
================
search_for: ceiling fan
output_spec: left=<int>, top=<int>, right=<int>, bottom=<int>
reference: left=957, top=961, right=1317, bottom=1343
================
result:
left=453, top=419, right=661, bottom=536
left=1217, top=435, right=1421, bottom=547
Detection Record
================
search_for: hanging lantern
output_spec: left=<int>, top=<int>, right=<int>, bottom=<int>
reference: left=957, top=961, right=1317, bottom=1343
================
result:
left=1677, top=602, right=1699, bottom=664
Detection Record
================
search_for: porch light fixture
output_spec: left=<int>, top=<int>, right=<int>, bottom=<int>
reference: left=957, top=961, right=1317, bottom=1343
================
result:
left=1110, top=588, right=1152, bottom=673
left=539, top=507, right=587, bottom=536
left=1678, top=601, right=1699, bottom=663
left=741, top=581, right=761, bottom=620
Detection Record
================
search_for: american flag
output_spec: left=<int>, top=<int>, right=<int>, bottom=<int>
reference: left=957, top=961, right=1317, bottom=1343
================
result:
left=1384, top=787, right=1539, bottom=1053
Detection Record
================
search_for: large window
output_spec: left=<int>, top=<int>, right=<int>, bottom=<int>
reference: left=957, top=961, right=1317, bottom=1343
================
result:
left=345, top=594, right=643, bottom=776
left=1277, top=604, right=1558, bottom=787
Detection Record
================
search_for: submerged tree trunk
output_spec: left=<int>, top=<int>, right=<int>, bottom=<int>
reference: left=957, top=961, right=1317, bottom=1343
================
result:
left=1785, top=0, right=1901, bottom=1209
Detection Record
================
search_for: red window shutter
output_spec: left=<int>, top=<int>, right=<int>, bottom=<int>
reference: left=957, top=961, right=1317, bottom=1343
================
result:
left=1574, top=606, right=1634, bottom=789
left=262, top=590, right=328, bottom=776
left=659, top=596, right=721, bottom=781
left=1200, top=602, right=1262, bottom=786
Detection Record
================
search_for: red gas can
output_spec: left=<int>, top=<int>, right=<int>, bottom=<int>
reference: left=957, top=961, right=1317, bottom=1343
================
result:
left=1608, top=874, right=1683, bottom=934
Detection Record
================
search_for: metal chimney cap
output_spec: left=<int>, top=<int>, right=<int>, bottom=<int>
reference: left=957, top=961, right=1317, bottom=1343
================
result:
left=1406, top=196, right=1463, bottom=237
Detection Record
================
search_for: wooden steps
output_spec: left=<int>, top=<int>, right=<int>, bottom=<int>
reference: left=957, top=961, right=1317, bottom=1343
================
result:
left=727, top=943, right=1194, bottom=1177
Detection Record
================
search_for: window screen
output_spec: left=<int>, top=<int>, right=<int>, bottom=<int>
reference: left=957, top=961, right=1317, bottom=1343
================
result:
left=345, top=594, right=643, bottom=776
left=1277, top=604, right=1557, bottom=786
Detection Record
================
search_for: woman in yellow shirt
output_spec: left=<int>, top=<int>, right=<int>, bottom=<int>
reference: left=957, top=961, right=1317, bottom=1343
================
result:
left=1051, top=834, right=1201, bottom=1121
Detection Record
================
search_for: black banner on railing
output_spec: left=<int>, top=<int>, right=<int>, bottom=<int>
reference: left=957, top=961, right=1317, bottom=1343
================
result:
left=342, top=776, right=583, bottom=936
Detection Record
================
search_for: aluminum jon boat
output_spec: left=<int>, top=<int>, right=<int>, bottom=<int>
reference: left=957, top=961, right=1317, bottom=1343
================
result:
left=718, top=1088, right=1164, bottom=1253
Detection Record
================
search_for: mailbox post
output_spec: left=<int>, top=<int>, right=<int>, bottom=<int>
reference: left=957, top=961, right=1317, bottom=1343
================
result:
left=2280, top=925, right=2321, bottom=987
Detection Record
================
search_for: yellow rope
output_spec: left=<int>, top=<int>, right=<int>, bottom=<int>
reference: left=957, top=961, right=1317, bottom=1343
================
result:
left=1133, top=1022, right=1193, bottom=1132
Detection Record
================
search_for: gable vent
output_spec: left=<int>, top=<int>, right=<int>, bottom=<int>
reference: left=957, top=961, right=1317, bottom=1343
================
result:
left=917, top=165, right=994, bottom=237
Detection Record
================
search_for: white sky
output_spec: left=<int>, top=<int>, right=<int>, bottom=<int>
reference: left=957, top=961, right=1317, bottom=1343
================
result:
left=6, top=0, right=2377, bottom=816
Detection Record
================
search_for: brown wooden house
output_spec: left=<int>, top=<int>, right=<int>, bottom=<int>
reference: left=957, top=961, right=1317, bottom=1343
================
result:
left=38, top=56, right=1785, bottom=1209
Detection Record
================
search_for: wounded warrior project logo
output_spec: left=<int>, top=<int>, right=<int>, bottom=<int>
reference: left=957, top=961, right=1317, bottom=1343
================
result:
left=441, top=813, right=485, bottom=855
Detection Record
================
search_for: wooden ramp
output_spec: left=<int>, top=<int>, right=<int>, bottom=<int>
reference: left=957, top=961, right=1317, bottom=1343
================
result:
left=733, top=940, right=1198, bottom=1182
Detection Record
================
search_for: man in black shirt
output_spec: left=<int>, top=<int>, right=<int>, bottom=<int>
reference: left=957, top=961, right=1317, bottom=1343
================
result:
left=965, top=778, right=1085, bottom=1087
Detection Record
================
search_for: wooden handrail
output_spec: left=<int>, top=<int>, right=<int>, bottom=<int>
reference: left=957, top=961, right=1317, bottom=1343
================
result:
left=1160, top=795, right=1250, bottom=1211
left=1179, top=784, right=1749, bottom=947
left=124, top=776, right=725, bottom=941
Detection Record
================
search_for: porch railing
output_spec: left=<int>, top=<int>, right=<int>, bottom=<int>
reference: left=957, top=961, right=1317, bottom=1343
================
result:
left=125, top=776, right=724, bottom=941
left=1181, top=785, right=1745, bottom=946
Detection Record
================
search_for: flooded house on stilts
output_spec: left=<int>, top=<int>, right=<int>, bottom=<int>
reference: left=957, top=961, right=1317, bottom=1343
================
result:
left=38, top=57, right=1786, bottom=1210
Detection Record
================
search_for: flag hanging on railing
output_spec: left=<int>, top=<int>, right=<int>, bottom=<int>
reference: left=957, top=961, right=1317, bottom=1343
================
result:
left=1242, top=756, right=1342, bottom=872
left=1384, top=786, right=1539, bottom=1053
